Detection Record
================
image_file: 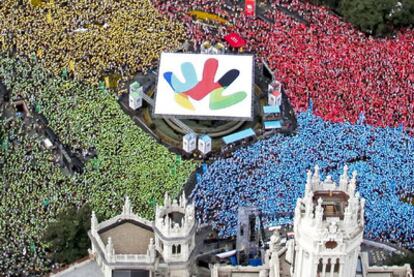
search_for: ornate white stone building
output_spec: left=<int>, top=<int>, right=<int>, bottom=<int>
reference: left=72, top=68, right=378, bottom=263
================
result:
left=291, top=165, right=364, bottom=277
left=153, top=192, right=197, bottom=277
left=86, top=192, right=197, bottom=277
left=55, top=165, right=412, bottom=277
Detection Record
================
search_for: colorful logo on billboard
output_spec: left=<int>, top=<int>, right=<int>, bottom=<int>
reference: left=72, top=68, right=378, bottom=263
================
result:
left=163, top=58, right=247, bottom=111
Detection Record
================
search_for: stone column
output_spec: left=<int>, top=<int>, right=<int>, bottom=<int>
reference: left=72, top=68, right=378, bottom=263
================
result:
left=330, top=259, right=335, bottom=277
left=338, top=260, right=345, bottom=277
left=295, top=247, right=303, bottom=277
left=321, top=258, right=328, bottom=277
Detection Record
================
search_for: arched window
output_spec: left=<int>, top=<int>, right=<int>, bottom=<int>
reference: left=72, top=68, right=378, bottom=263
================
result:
left=172, top=244, right=176, bottom=254
left=334, top=258, right=340, bottom=273
left=317, top=258, right=323, bottom=273
left=177, top=244, right=181, bottom=254
left=326, top=258, right=332, bottom=273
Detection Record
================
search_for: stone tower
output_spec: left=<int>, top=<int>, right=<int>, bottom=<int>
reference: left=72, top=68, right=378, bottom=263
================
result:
left=154, top=192, right=196, bottom=277
left=292, top=165, right=365, bottom=277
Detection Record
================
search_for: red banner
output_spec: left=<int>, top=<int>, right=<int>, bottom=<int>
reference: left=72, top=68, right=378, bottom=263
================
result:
left=224, top=33, right=246, bottom=48
left=245, top=0, right=256, bottom=17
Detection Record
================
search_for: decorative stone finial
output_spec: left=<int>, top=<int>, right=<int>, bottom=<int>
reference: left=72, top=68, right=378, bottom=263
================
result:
left=305, top=193, right=314, bottom=217
left=315, top=198, right=324, bottom=226
left=91, top=211, right=98, bottom=231
left=164, top=192, right=169, bottom=207
left=340, top=164, right=349, bottom=190
left=325, top=175, right=333, bottom=183
left=317, top=197, right=323, bottom=207
left=349, top=171, right=357, bottom=196
left=123, top=196, right=132, bottom=215
left=305, top=170, right=312, bottom=194
left=295, top=199, right=301, bottom=217
left=360, top=198, right=365, bottom=207
left=181, top=191, right=187, bottom=207
left=106, top=237, right=114, bottom=258
left=314, top=164, right=320, bottom=177
left=270, top=228, right=281, bottom=251
left=312, top=165, right=320, bottom=190
left=343, top=164, right=348, bottom=174
left=148, top=238, right=155, bottom=253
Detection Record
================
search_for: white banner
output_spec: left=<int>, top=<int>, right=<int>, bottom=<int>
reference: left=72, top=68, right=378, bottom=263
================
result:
left=154, top=53, right=253, bottom=119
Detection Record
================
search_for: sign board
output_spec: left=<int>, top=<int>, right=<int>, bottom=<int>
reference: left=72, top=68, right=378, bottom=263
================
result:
left=155, top=53, right=253, bottom=120
left=245, top=0, right=256, bottom=17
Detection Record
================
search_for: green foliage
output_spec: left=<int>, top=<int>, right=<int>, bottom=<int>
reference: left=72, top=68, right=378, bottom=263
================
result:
left=310, top=0, right=341, bottom=10
left=340, top=0, right=392, bottom=35
left=340, top=0, right=414, bottom=35
left=42, top=204, right=92, bottom=264
left=388, top=0, right=414, bottom=27
left=386, top=252, right=414, bottom=270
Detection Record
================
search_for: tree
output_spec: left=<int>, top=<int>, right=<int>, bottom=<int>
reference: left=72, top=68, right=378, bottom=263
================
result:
left=340, top=0, right=413, bottom=36
left=388, top=0, right=414, bottom=28
left=386, top=252, right=414, bottom=270
left=340, top=0, right=391, bottom=35
left=42, top=204, right=92, bottom=264
left=310, top=0, right=342, bottom=10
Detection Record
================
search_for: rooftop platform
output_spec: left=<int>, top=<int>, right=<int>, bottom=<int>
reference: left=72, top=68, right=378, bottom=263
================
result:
left=313, top=191, right=349, bottom=220
left=99, top=220, right=154, bottom=255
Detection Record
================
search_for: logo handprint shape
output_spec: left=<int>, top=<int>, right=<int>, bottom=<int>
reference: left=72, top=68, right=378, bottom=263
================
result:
left=163, top=58, right=247, bottom=111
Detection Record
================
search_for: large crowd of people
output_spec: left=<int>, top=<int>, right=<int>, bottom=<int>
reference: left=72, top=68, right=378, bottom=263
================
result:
left=0, top=55, right=196, bottom=276
left=1, top=115, right=80, bottom=276
left=154, top=0, right=414, bottom=131
left=0, top=0, right=185, bottom=84
left=191, top=111, right=414, bottom=249
left=0, top=0, right=413, bottom=275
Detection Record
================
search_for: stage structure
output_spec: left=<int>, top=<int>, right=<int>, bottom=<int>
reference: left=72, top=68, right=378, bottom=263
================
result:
left=268, top=80, right=282, bottom=106
left=154, top=53, right=254, bottom=120
left=129, top=81, right=143, bottom=110
left=198, top=135, right=212, bottom=155
left=183, top=133, right=197, bottom=153
left=119, top=50, right=298, bottom=159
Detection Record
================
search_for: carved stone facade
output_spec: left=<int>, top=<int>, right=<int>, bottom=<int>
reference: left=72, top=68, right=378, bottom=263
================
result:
left=81, top=165, right=412, bottom=277
left=88, top=192, right=196, bottom=277
left=292, top=165, right=364, bottom=277
left=154, top=192, right=196, bottom=277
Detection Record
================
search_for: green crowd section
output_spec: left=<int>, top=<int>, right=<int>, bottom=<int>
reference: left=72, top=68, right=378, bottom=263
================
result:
left=0, top=55, right=198, bottom=275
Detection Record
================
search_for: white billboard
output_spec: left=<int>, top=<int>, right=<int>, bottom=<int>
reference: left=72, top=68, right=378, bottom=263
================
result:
left=154, top=53, right=253, bottom=120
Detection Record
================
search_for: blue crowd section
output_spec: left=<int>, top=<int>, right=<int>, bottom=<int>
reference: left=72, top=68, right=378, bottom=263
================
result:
left=191, top=111, right=414, bottom=249
left=222, top=128, right=256, bottom=145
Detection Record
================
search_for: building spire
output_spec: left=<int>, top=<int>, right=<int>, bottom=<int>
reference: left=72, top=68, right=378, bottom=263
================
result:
left=305, top=170, right=312, bottom=196
left=91, top=211, right=98, bottom=231
left=164, top=192, right=170, bottom=207
left=340, top=164, right=349, bottom=190
left=315, top=197, right=324, bottom=227
left=348, top=171, right=357, bottom=196
left=123, top=195, right=132, bottom=215
left=312, top=164, right=320, bottom=190
left=305, top=191, right=314, bottom=218
left=181, top=191, right=187, bottom=208
left=106, top=237, right=114, bottom=261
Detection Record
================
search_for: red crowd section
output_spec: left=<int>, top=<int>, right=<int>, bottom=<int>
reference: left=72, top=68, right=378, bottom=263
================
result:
left=153, top=0, right=414, bottom=131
